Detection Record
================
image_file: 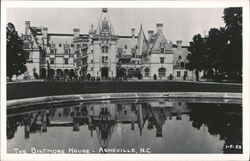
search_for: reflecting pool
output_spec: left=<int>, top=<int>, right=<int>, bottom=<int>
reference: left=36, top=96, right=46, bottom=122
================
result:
left=7, top=99, right=242, bottom=154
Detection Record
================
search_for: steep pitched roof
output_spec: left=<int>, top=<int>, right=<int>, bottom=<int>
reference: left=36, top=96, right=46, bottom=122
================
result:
left=96, top=8, right=115, bottom=36
left=29, top=27, right=41, bottom=48
left=137, top=25, right=148, bottom=56
left=149, top=31, right=168, bottom=53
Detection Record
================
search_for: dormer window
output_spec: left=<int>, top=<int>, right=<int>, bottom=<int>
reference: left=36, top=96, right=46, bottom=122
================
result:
left=177, top=62, right=181, bottom=67
left=23, top=42, right=30, bottom=49
left=181, top=62, right=185, bottom=67
left=161, top=48, right=165, bottom=54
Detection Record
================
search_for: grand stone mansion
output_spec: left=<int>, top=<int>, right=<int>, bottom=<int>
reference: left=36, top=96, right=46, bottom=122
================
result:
left=21, top=8, right=193, bottom=81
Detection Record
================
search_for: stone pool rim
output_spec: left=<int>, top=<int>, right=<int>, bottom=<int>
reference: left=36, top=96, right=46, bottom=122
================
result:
left=7, top=92, right=242, bottom=110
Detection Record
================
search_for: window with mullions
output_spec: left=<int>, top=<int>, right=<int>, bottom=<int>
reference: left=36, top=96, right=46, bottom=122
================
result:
left=177, top=71, right=181, bottom=77
left=181, top=62, right=185, bottom=68
left=158, top=68, right=166, bottom=77
left=64, top=44, right=70, bottom=49
left=160, top=57, right=164, bottom=64
left=102, top=56, right=108, bottom=63
left=64, top=58, right=68, bottom=64
left=102, top=46, right=108, bottom=53
left=144, top=68, right=150, bottom=77
left=50, top=58, right=54, bottom=64
left=184, top=71, right=188, bottom=76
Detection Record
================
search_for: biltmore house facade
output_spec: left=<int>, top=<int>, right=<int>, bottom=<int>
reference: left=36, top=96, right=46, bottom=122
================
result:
left=21, top=8, right=194, bottom=81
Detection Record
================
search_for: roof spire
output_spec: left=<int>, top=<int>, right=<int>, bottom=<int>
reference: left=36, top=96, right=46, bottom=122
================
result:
left=96, top=8, right=115, bottom=37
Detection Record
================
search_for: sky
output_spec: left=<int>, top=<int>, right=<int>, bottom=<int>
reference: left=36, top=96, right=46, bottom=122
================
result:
left=7, top=8, right=225, bottom=45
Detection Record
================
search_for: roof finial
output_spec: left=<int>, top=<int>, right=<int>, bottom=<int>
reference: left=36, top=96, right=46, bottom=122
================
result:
left=102, top=8, right=108, bottom=13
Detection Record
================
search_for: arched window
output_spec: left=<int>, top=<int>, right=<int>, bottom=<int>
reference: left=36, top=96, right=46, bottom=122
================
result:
left=158, top=68, right=166, bottom=77
left=128, top=68, right=134, bottom=78
left=144, top=68, right=150, bottom=77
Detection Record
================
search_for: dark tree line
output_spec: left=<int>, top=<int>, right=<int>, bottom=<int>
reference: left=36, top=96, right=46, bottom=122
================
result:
left=7, top=23, right=27, bottom=81
left=186, top=8, right=242, bottom=82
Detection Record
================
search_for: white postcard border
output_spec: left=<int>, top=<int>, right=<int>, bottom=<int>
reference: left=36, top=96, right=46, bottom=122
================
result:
left=1, top=1, right=249, bottom=161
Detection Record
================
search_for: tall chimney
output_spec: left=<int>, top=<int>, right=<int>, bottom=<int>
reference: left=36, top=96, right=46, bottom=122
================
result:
left=176, top=40, right=182, bottom=49
left=73, top=28, right=80, bottom=39
left=42, top=27, right=48, bottom=38
left=25, top=21, right=30, bottom=30
left=148, top=30, right=154, bottom=39
left=156, top=23, right=163, bottom=34
left=25, top=21, right=31, bottom=35
left=131, top=28, right=135, bottom=38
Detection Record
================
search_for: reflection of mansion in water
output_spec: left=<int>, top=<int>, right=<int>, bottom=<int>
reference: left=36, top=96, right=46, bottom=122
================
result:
left=21, top=8, right=193, bottom=80
left=8, top=100, right=189, bottom=149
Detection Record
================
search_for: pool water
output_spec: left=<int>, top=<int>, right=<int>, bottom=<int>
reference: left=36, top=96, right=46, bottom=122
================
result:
left=7, top=99, right=242, bottom=154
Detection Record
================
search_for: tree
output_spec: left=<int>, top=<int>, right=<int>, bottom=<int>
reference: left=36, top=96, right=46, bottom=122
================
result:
left=186, top=34, right=207, bottom=81
left=7, top=22, right=27, bottom=81
left=206, top=27, right=227, bottom=75
left=186, top=7, right=242, bottom=82
left=222, top=7, right=242, bottom=79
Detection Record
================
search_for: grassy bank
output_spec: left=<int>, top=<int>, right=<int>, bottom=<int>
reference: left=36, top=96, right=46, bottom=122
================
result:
left=7, top=81, right=242, bottom=100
